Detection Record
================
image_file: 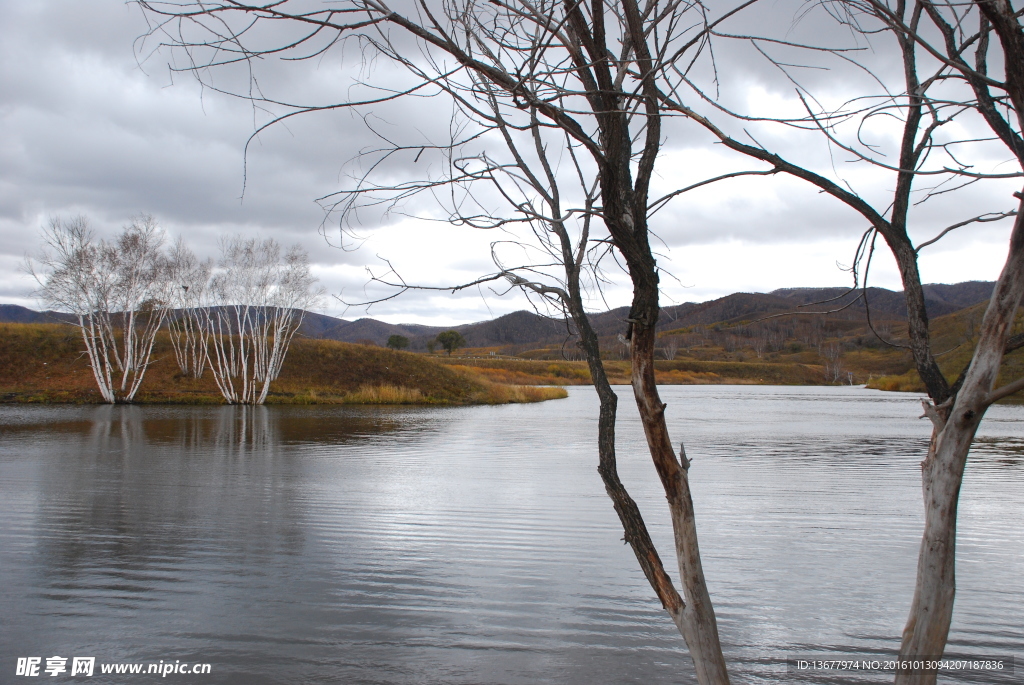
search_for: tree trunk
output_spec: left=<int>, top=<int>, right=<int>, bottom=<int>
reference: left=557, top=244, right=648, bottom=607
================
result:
left=896, top=202, right=1024, bottom=684
left=563, top=271, right=687, bottom=627
left=629, top=294, right=730, bottom=685
left=594, top=108, right=729, bottom=679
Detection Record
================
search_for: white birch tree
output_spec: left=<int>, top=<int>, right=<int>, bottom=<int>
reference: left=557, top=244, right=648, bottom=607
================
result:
left=206, top=236, right=323, bottom=405
left=166, top=237, right=213, bottom=378
left=32, top=215, right=171, bottom=403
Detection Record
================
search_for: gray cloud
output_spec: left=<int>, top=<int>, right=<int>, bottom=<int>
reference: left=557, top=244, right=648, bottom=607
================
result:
left=1, top=0, right=1014, bottom=323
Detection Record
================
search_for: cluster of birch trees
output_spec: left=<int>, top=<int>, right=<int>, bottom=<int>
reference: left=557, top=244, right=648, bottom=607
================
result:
left=33, top=216, right=322, bottom=405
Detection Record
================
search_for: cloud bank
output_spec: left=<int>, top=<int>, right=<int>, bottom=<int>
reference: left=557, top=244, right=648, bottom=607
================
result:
left=1, top=1, right=1014, bottom=324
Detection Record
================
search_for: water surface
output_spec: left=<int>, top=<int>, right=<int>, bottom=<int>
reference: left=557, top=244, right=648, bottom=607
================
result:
left=1, top=386, right=1021, bottom=683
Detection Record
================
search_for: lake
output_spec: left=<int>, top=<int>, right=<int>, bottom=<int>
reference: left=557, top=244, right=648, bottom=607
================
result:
left=1, top=386, right=1021, bottom=683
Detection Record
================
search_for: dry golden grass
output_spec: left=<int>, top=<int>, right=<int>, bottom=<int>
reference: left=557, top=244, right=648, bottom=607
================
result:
left=866, top=372, right=926, bottom=392
left=441, top=365, right=569, bottom=403
left=448, top=356, right=830, bottom=386
left=475, top=382, right=568, bottom=403
left=656, top=369, right=735, bottom=385
left=344, top=383, right=424, bottom=404
left=442, top=360, right=592, bottom=385
left=0, top=323, right=110, bottom=402
left=653, top=359, right=825, bottom=385
left=465, top=366, right=549, bottom=385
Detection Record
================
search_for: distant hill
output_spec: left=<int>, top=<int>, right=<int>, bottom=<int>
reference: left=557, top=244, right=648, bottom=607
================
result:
left=452, top=310, right=569, bottom=347
left=298, top=312, right=442, bottom=344
left=921, top=281, right=996, bottom=310
left=768, top=282, right=995, bottom=320
left=0, top=305, right=75, bottom=325
left=2, top=280, right=996, bottom=349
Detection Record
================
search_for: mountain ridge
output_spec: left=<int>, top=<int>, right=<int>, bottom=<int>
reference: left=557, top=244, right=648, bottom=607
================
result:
left=1, top=280, right=995, bottom=350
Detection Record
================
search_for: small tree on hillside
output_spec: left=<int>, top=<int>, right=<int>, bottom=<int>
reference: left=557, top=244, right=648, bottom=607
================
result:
left=386, top=334, right=409, bottom=350
left=436, top=330, right=465, bottom=356
left=660, top=336, right=682, bottom=361
left=820, top=342, right=844, bottom=384
left=751, top=326, right=769, bottom=359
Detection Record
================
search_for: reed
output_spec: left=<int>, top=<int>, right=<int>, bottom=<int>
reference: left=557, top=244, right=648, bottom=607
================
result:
left=344, top=384, right=424, bottom=404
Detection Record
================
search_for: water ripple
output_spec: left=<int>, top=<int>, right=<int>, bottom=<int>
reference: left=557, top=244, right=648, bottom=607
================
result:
left=0, top=386, right=1020, bottom=684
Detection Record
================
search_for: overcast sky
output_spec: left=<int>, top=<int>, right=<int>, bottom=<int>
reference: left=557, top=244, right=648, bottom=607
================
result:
left=1, top=1, right=1016, bottom=325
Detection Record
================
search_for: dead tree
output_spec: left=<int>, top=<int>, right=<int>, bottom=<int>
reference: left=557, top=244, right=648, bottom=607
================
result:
left=820, top=341, right=843, bottom=383
left=662, top=335, right=682, bottom=360
left=131, top=0, right=788, bottom=679
left=654, top=0, right=1024, bottom=678
left=336, top=80, right=735, bottom=682
left=751, top=325, right=768, bottom=359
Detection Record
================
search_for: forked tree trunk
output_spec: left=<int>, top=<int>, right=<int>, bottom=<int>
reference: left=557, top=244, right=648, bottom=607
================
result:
left=544, top=205, right=726, bottom=682
left=629, top=287, right=730, bottom=685
left=592, top=155, right=730, bottom=685
left=896, top=204, right=1024, bottom=685
left=562, top=269, right=688, bottom=628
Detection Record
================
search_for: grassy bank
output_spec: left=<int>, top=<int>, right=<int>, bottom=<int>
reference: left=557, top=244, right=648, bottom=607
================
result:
left=436, top=356, right=830, bottom=386
left=0, top=323, right=566, bottom=405
left=442, top=301, right=1024, bottom=399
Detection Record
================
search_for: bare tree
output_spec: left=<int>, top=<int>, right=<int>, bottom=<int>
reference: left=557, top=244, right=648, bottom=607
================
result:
left=767, top=324, right=786, bottom=353
left=820, top=341, right=843, bottom=383
left=652, top=0, right=1024, bottom=676
left=661, top=335, right=682, bottom=360
left=32, top=215, right=170, bottom=403
left=865, top=5, right=1024, bottom=678
left=166, top=237, right=213, bottom=378
left=750, top=325, right=768, bottom=359
left=206, top=236, right=324, bottom=405
left=135, top=0, right=766, bottom=680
